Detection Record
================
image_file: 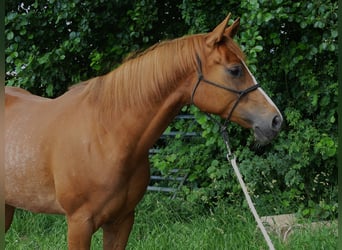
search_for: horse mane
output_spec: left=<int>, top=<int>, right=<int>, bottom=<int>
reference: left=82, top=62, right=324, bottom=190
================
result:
left=76, top=33, right=245, bottom=116
left=122, top=39, right=178, bottom=62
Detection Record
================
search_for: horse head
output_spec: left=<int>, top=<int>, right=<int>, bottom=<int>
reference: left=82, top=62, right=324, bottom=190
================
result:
left=191, top=14, right=283, bottom=144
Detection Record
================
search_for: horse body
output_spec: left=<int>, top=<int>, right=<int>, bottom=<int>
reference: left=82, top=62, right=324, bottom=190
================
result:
left=5, top=14, right=283, bottom=249
left=6, top=88, right=62, bottom=213
left=6, top=84, right=181, bottom=194
left=5, top=63, right=190, bottom=248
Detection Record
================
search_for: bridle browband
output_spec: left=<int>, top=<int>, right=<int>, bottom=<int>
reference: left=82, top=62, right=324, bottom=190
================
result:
left=191, top=54, right=260, bottom=122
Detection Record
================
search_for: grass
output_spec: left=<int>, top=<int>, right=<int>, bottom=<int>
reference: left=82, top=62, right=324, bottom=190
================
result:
left=5, top=193, right=337, bottom=249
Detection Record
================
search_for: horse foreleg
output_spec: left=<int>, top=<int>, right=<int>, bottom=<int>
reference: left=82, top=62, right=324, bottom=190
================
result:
left=5, top=204, right=15, bottom=232
left=66, top=213, right=95, bottom=250
left=102, top=211, right=135, bottom=250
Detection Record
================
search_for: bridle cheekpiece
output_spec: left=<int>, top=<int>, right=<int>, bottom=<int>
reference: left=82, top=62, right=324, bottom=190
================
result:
left=191, top=54, right=260, bottom=121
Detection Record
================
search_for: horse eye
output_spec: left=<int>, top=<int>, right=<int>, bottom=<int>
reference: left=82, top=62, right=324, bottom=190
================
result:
left=227, top=65, right=242, bottom=78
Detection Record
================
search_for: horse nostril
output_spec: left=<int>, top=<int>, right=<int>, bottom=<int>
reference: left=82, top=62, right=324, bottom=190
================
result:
left=271, top=115, right=282, bottom=131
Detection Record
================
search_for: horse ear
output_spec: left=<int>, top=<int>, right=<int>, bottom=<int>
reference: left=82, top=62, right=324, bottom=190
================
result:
left=205, top=13, right=231, bottom=47
left=224, top=17, right=240, bottom=38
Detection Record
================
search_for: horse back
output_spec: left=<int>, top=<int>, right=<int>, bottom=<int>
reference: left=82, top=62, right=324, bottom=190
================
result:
left=5, top=86, right=50, bottom=108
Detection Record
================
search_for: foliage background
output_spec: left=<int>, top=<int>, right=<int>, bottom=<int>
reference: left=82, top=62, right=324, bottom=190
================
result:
left=5, top=0, right=338, bottom=218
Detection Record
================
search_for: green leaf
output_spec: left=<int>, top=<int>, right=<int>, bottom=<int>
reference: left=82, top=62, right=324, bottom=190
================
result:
left=7, top=31, right=14, bottom=40
left=69, top=31, right=77, bottom=39
left=331, top=30, right=338, bottom=38
left=6, top=56, right=13, bottom=64
left=46, top=84, right=54, bottom=97
left=329, top=115, right=335, bottom=123
left=253, top=45, right=263, bottom=52
left=328, top=44, right=336, bottom=52
left=11, top=51, right=18, bottom=58
left=264, top=13, right=273, bottom=22
left=38, top=54, right=50, bottom=65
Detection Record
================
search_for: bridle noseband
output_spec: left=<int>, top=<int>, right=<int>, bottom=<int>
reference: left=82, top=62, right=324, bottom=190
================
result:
left=191, top=54, right=260, bottom=122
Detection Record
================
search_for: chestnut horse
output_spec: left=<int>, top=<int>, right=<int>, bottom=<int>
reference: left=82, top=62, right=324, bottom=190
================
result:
left=5, top=14, right=283, bottom=249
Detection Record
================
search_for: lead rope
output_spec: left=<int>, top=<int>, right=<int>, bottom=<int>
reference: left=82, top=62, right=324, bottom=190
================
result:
left=191, top=53, right=274, bottom=248
left=220, top=127, right=275, bottom=250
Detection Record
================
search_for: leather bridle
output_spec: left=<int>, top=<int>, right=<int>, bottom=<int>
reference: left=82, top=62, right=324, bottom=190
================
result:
left=191, top=54, right=260, bottom=121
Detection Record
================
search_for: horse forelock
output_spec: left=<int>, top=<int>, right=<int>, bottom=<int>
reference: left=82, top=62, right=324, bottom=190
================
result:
left=220, top=36, right=246, bottom=62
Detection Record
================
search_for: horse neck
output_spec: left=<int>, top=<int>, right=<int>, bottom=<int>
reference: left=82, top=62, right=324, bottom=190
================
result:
left=87, top=83, right=189, bottom=158
left=86, top=36, right=200, bottom=113
left=132, top=90, right=186, bottom=155
left=84, top=41, right=200, bottom=154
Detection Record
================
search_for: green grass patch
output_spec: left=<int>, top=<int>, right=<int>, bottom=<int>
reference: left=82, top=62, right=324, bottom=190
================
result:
left=5, top=194, right=337, bottom=249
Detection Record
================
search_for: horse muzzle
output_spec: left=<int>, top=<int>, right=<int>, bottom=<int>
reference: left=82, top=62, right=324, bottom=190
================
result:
left=252, top=114, right=283, bottom=145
